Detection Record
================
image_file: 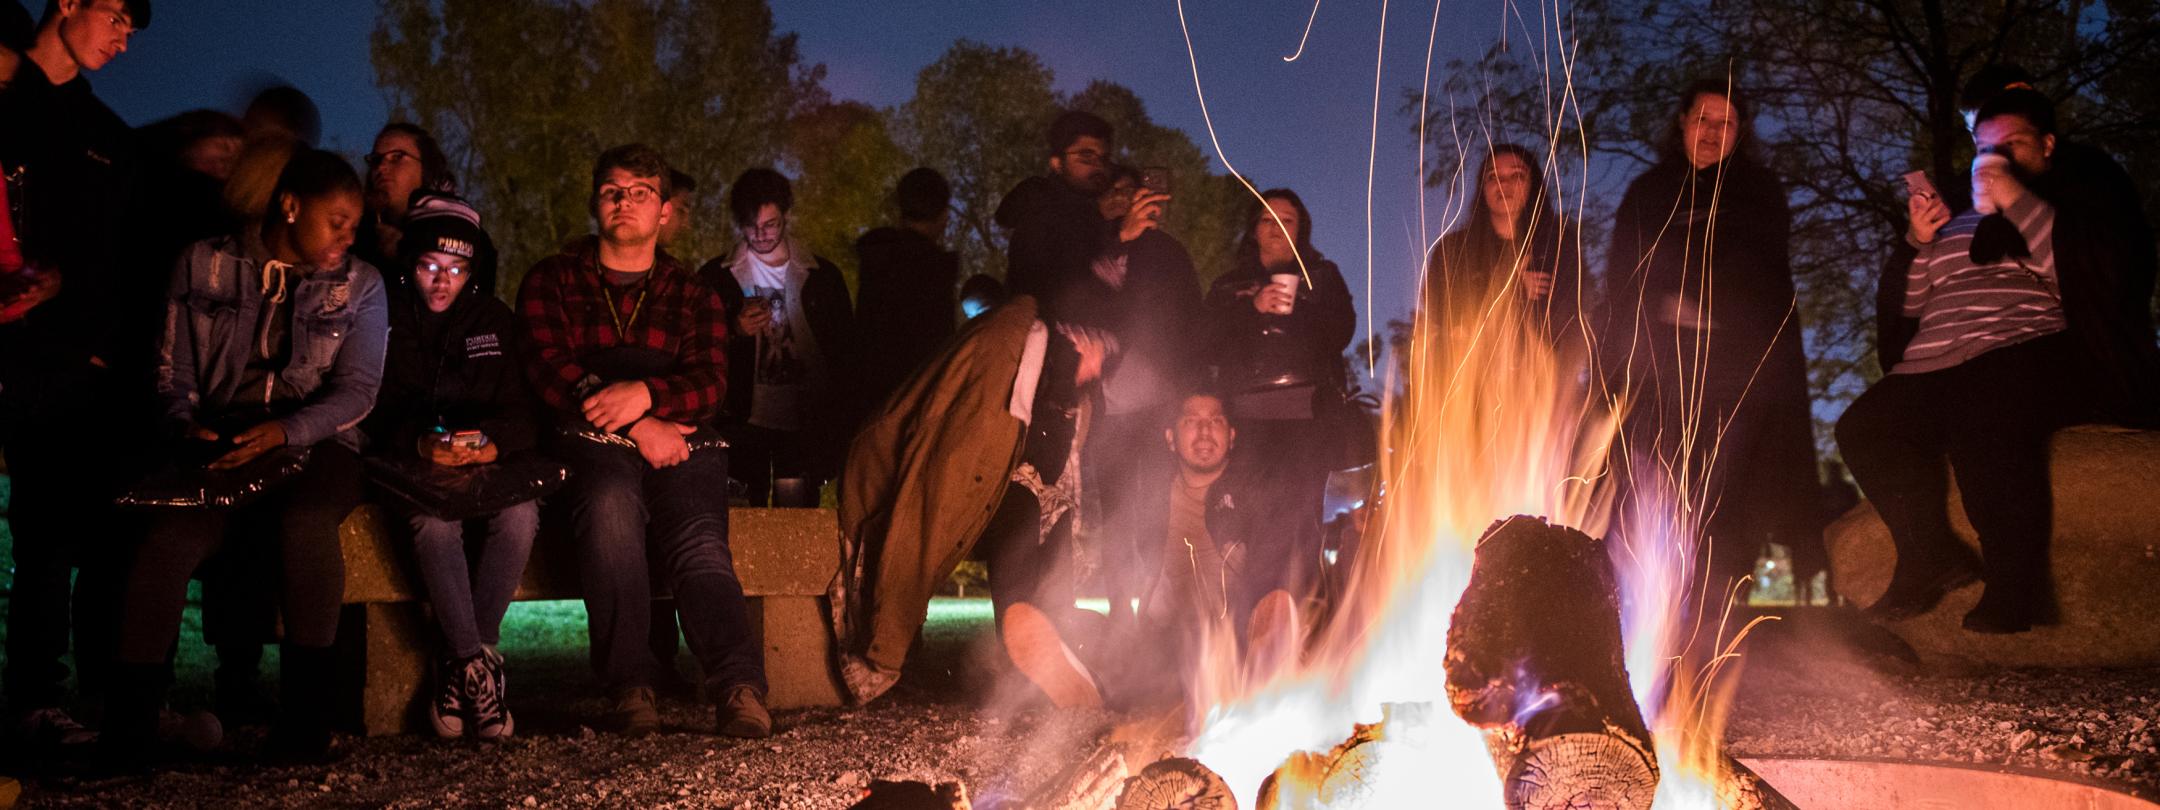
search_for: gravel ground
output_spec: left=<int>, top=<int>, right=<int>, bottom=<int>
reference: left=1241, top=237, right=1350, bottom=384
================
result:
left=10, top=606, right=2159, bottom=808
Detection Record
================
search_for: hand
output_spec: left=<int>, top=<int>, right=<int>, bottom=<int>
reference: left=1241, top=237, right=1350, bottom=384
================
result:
left=735, top=299, right=773, bottom=338
left=1060, top=324, right=1108, bottom=386
left=1970, top=154, right=2028, bottom=216
left=580, top=381, right=653, bottom=433
left=1119, top=189, right=1171, bottom=242
left=420, top=436, right=498, bottom=467
left=628, top=417, right=697, bottom=469
left=1907, top=187, right=1953, bottom=244
left=187, top=425, right=222, bottom=443
left=1521, top=269, right=1556, bottom=300
left=211, top=422, right=286, bottom=470
left=1252, top=283, right=1296, bottom=315
left=0, top=270, right=61, bottom=324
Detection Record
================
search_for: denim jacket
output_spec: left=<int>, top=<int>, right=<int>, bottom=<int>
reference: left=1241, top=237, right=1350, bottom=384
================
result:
left=156, top=234, right=389, bottom=450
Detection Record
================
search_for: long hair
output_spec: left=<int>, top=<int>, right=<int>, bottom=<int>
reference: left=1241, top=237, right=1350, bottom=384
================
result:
left=1232, top=188, right=1317, bottom=270
left=1656, top=78, right=1764, bottom=169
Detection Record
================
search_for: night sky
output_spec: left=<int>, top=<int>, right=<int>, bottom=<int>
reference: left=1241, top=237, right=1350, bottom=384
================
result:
left=48, top=0, right=1528, bottom=337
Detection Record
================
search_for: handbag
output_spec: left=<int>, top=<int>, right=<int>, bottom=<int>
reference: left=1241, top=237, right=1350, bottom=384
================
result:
left=116, top=444, right=312, bottom=510
left=365, top=449, right=571, bottom=522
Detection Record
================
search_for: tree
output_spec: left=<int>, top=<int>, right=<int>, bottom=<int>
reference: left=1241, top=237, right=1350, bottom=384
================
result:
left=891, top=40, right=1061, bottom=283
left=1417, top=0, right=2160, bottom=450
left=784, top=99, right=910, bottom=293
left=372, top=0, right=817, bottom=295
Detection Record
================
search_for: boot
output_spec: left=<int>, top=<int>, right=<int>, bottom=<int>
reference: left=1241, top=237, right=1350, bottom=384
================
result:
left=94, top=663, right=168, bottom=775
left=266, top=644, right=339, bottom=764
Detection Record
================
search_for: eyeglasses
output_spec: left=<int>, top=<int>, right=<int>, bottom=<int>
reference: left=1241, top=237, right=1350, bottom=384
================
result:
left=741, top=218, right=786, bottom=237
left=598, top=185, right=662, bottom=207
left=364, top=150, right=417, bottom=169
left=415, top=261, right=467, bottom=278
left=1062, top=149, right=1107, bottom=167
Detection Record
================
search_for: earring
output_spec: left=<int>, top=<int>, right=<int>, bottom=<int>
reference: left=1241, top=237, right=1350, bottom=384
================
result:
left=286, top=212, right=297, bottom=224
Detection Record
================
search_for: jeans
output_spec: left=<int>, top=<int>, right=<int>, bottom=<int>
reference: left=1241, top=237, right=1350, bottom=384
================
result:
left=551, top=437, right=764, bottom=695
left=117, top=443, right=361, bottom=664
left=409, top=501, right=540, bottom=659
left=1835, top=334, right=2077, bottom=613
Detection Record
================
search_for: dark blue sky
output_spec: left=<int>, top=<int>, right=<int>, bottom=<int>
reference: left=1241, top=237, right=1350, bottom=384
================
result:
left=44, top=0, right=1532, bottom=333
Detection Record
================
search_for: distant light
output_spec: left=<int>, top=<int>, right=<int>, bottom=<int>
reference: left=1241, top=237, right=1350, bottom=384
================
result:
left=1324, top=549, right=1339, bottom=565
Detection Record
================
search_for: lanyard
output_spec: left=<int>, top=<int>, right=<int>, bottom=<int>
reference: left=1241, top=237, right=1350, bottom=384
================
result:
left=600, top=279, right=649, bottom=340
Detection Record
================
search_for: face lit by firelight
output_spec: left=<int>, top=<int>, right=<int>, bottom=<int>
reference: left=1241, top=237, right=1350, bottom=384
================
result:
left=1681, top=92, right=1742, bottom=170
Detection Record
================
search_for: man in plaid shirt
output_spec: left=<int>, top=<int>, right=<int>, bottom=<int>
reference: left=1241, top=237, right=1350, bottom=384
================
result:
left=516, top=144, right=769, bottom=738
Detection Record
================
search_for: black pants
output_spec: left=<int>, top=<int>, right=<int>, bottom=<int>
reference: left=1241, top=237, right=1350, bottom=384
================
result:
left=2, top=369, right=144, bottom=708
left=1835, top=335, right=2077, bottom=612
left=983, top=487, right=1076, bottom=625
left=117, top=443, right=362, bottom=664
left=725, top=423, right=825, bottom=507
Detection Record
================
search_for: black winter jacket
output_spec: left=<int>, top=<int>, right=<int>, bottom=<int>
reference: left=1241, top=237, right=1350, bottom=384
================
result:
left=852, top=226, right=958, bottom=408
left=994, top=175, right=1116, bottom=324
left=1203, top=252, right=1357, bottom=396
left=363, top=285, right=539, bottom=457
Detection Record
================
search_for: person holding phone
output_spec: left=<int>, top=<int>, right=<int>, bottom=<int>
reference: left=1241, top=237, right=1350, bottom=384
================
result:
left=1840, top=88, right=2159, bottom=633
left=362, top=192, right=537, bottom=740
left=106, top=148, right=385, bottom=766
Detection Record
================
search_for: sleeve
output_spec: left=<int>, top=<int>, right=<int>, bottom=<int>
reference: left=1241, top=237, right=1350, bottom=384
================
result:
left=153, top=248, right=202, bottom=435
left=643, top=279, right=730, bottom=424
left=1307, top=259, right=1358, bottom=356
left=515, top=258, right=589, bottom=416
left=279, top=270, right=390, bottom=447
left=480, top=304, right=542, bottom=453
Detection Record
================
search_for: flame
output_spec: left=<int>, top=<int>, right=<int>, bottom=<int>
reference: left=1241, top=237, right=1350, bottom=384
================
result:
left=1177, top=204, right=1753, bottom=810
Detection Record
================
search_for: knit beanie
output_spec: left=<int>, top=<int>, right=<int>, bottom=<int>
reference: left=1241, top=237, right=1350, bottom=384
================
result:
left=397, top=191, right=497, bottom=290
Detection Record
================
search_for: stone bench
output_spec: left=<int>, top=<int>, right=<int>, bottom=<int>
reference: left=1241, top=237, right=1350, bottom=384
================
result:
left=332, top=505, right=845, bottom=734
left=1826, top=424, right=2160, bottom=668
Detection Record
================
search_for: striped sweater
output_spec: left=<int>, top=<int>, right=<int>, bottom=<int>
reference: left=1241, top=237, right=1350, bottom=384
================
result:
left=1892, top=192, right=2062, bottom=375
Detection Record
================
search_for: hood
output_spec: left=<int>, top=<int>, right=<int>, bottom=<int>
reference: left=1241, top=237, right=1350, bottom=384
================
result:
left=993, top=175, right=1071, bottom=230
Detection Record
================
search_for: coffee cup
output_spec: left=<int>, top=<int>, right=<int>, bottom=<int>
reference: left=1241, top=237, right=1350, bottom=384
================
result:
left=1267, top=273, right=1300, bottom=315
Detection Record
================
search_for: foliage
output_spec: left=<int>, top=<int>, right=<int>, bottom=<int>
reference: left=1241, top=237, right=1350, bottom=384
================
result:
left=891, top=40, right=1062, bottom=283
left=784, top=99, right=911, bottom=293
left=1417, top=0, right=2160, bottom=451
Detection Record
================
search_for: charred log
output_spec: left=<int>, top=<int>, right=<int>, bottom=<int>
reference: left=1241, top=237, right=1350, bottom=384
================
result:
left=1444, top=515, right=1659, bottom=809
left=1113, top=757, right=1236, bottom=810
left=1028, top=745, right=1130, bottom=810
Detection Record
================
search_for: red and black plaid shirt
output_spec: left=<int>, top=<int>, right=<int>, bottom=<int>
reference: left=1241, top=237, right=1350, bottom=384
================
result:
left=516, top=238, right=729, bottom=425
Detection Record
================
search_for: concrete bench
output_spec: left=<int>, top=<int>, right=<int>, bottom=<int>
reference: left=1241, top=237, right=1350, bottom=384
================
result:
left=1826, top=425, right=2160, bottom=669
left=332, top=505, right=845, bottom=734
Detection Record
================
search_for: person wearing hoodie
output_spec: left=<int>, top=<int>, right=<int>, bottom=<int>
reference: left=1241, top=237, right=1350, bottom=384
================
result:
left=1202, top=188, right=1358, bottom=591
left=698, top=167, right=854, bottom=507
left=852, top=167, right=960, bottom=410
left=105, top=148, right=386, bottom=767
left=362, top=192, right=537, bottom=740
left=994, top=110, right=1127, bottom=326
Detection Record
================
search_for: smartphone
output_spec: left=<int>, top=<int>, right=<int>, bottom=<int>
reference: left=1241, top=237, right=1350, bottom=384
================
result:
left=1901, top=170, right=1939, bottom=202
left=448, top=430, right=489, bottom=449
left=1141, top=166, right=1172, bottom=195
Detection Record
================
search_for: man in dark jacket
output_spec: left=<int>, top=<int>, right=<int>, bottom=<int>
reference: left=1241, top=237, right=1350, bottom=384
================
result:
left=853, top=167, right=960, bottom=410
left=518, top=144, right=769, bottom=738
left=1119, top=392, right=1304, bottom=684
left=698, top=167, right=854, bottom=507
left=0, top=0, right=150, bottom=746
left=994, top=110, right=1120, bottom=323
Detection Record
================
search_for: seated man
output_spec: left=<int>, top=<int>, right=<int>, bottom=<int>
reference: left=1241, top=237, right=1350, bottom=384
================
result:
left=515, top=144, right=767, bottom=737
left=1113, top=391, right=1304, bottom=703
left=1839, top=89, right=2159, bottom=634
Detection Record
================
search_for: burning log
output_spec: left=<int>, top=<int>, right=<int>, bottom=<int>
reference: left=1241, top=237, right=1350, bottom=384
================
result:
left=1027, top=745, right=1130, bottom=810
left=1113, top=757, right=1236, bottom=810
left=1253, top=704, right=1435, bottom=810
left=1443, top=516, right=1659, bottom=810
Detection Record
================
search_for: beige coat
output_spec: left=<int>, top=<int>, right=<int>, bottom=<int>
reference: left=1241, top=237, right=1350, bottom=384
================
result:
left=830, top=297, right=1037, bottom=701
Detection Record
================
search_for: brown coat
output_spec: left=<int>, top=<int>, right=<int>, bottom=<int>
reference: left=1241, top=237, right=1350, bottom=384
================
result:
left=830, top=296, right=1037, bottom=698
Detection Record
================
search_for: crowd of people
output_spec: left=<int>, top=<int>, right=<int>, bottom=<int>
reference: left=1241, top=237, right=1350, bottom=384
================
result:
left=2, top=0, right=2156, bottom=777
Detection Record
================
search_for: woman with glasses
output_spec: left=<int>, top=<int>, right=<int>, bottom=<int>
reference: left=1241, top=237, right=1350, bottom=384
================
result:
left=362, top=192, right=540, bottom=740
left=105, top=147, right=386, bottom=767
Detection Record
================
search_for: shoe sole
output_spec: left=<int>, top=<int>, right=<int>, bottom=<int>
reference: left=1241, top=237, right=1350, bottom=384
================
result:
left=1002, top=603, right=1103, bottom=709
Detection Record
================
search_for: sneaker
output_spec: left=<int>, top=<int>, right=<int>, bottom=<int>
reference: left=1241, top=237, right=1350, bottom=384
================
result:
left=715, top=685, right=771, bottom=739
left=14, top=706, right=100, bottom=749
left=608, top=686, right=660, bottom=737
left=1000, top=602, right=1103, bottom=709
left=429, top=657, right=471, bottom=739
left=469, top=650, right=514, bottom=741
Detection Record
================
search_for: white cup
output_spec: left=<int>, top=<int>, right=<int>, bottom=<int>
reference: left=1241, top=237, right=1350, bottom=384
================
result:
left=1267, top=273, right=1300, bottom=315
left=1971, top=152, right=2010, bottom=215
